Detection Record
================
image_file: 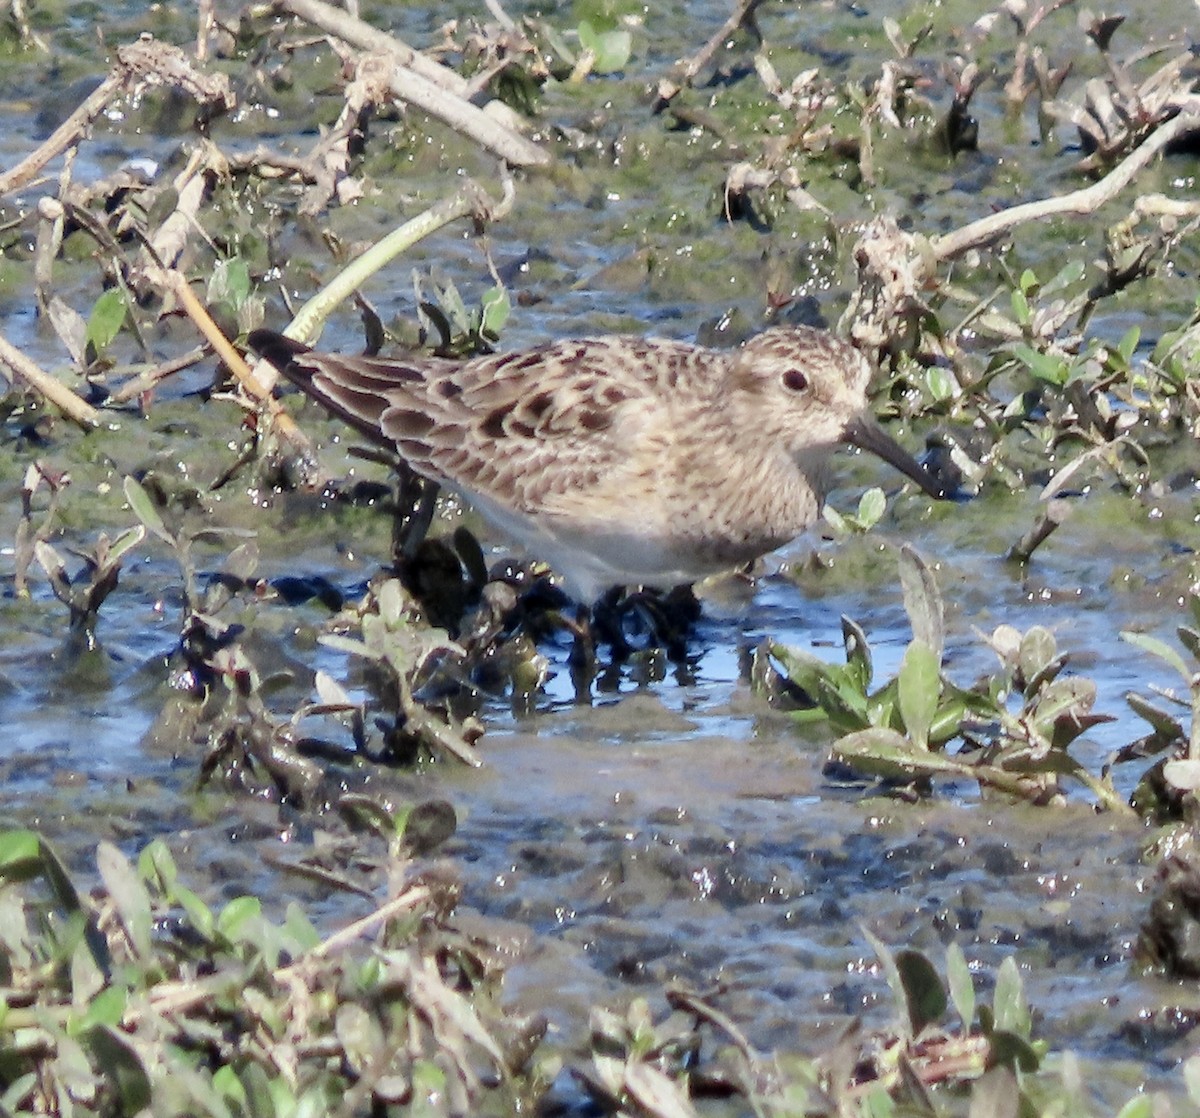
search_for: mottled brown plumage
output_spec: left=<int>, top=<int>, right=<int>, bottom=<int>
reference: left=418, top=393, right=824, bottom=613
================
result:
left=250, top=326, right=944, bottom=601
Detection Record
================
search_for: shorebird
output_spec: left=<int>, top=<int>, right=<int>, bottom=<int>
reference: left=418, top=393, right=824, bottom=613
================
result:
left=249, top=326, right=946, bottom=602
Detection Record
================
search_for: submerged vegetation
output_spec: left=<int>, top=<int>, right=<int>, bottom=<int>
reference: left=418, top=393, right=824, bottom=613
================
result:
left=0, top=0, right=1199, bottom=1113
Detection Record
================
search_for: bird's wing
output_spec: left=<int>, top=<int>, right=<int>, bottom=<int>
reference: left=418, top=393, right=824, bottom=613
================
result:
left=250, top=331, right=672, bottom=516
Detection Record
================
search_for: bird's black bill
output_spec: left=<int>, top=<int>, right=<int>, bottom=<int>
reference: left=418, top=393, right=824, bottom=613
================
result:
left=844, top=415, right=948, bottom=500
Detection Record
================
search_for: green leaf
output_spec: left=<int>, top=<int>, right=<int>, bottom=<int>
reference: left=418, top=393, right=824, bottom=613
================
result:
left=991, top=956, right=1029, bottom=1038
left=946, top=942, right=975, bottom=1031
left=897, top=639, right=940, bottom=749
left=123, top=476, right=174, bottom=547
left=831, top=727, right=971, bottom=782
left=216, top=895, right=262, bottom=942
left=412, top=1060, right=450, bottom=1118
left=1011, top=343, right=1068, bottom=385
left=856, top=486, right=886, bottom=529
left=283, top=902, right=322, bottom=953
left=480, top=285, right=511, bottom=339
left=1116, top=325, right=1141, bottom=364
left=577, top=19, right=632, bottom=72
left=239, top=1061, right=277, bottom=1117
left=377, top=578, right=408, bottom=627
left=172, top=883, right=215, bottom=942
left=78, top=985, right=128, bottom=1030
left=899, top=545, right=944, bottom=661
left=96, top=842, right=152, bottom=959
left=337, top=1002, right=385, bottom=1075
left=208, top=257, right=252, bottom=310
left=86, top=289, right=128, bottom=353
left=1017, top=626, right=1057, bottom=685
left=437, top=279, right=470, bottom=334
left=986, top=1029, right=1040, bottom=1073
left=0, top=830, right=43, bottom=880
left=1176, top=625, right=1200, bottom=664
left=770, top=641, right=861, bottom=720
left=841, top=615, right=873, bottom=694
left=137, top=838, right=177, bottom=891
left=1010, top=288, right=1031, bottom=326
left=925, top=364, right=954, bottom=402
left=1120, top=630, right=1191, bottom=685
left=87, top=1025, right=152, bottom=1114
left=1124, top=692, right=1184, bottom=740
left=37, top=835, right=85, bottom=915
left=822, top=504, right=849, bottom=535
left=107, top=523, right=146, bottom=563
left=1040, top=259, right=1085, bottom=296
left=861, top=1086, right=897, bottom=1117
left=860, top=926, right=903, bottom=1021
left=894, top=949, right=947, bottom=1036
left=1163, top=759, right=1200, bottom=792
left=212, top=1065, right=249, bottom=1109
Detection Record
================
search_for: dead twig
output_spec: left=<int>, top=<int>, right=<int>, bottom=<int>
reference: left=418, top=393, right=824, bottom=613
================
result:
left=0, top=334, right=100, bottom=429
left=272, top=0, right=550, bottom=168
left=152, top=270, right=315, bottom=462
left=931, top=105, right=1200, bottom=261
left=106, top=347, right=209, bottom=406
left=0, top=38, right=233, bottom=198
left=295, top=48, right=393, bottom=216
left=275, top=173, right=516, bottom=355
left=655, top=0, right=766, bottom=107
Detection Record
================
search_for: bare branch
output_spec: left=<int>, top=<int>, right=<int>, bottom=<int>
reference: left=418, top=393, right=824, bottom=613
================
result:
left=0, top=333, right=101, bottom=429
left=273, top=0, right=550, bottom=168
left=932, top=105, right=1200, bottom=261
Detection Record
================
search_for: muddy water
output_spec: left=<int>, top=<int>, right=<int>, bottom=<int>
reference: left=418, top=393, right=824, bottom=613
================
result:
left=1, top=0, right=1199, bottom=1110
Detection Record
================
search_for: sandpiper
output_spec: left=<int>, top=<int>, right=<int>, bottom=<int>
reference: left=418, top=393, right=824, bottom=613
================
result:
left=249, top=326, right=946, bottom=601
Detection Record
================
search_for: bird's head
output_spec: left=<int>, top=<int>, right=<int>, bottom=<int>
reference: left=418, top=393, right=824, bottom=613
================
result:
left=731, top=327, right=947, bottom=499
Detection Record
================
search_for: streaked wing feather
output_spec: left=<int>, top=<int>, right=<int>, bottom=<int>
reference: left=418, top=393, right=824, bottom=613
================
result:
left=373, top=340, right=661, bottom=514
left=252, top=331, right=695, bottom=517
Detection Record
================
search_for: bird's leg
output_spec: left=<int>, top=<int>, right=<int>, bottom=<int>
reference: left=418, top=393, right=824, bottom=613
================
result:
left=391, top=462, right=441, bottom=564
left=592, top=585, right=701, bottom=663
left=589, top=586, right=636, bottom=661
left=565, top=602, right=598, bottom=695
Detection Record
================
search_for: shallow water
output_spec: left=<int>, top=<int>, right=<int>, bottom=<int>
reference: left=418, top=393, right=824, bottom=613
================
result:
left=1, top=0, right=1199, bottom=1110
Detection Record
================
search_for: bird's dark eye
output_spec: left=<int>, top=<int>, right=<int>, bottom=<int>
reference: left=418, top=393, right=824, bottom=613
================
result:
left=782, top=369, right=809, bottom=393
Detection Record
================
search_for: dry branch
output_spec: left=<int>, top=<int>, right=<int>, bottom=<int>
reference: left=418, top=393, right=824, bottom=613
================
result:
left=655, top=0, right=765, bottom=107
left=274, top=174, right=516, bottom=357
left=273, top=0, right=550, bottom=168
left=932, top=105, right=1200, bottom=260
left=0, top=38, right=233, bottom=198
left=0, top=334, right=101, bottom=429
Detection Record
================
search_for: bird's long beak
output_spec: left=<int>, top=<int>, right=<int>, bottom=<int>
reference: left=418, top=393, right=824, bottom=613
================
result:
left=844, top=415, right=948, bottom=499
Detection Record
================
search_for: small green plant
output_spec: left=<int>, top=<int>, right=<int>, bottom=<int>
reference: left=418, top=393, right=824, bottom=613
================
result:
left=318, top=578, right=485, bottom=766
left=84, top=288, right=128, bottom=364
left=416, top=274, right=511, bottom=357
left=0, top=829, right=546, bottom=1117
left=852, top=933, right=1043, bottom=1104
left=535, top=0, right=635, bottom=77
left=567, top=937, right=1200, bottom=1117
left=14, top=463, right=145, bottom=637
left=34, top=523, right=145, bottom=636
left=206, top=256, right=263, bottom=341
left=1120, top=592, right=1200, bottom=820
left=822, top=486, right=888, bottom=536
left=763, top=546, right=1129, bottom=809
